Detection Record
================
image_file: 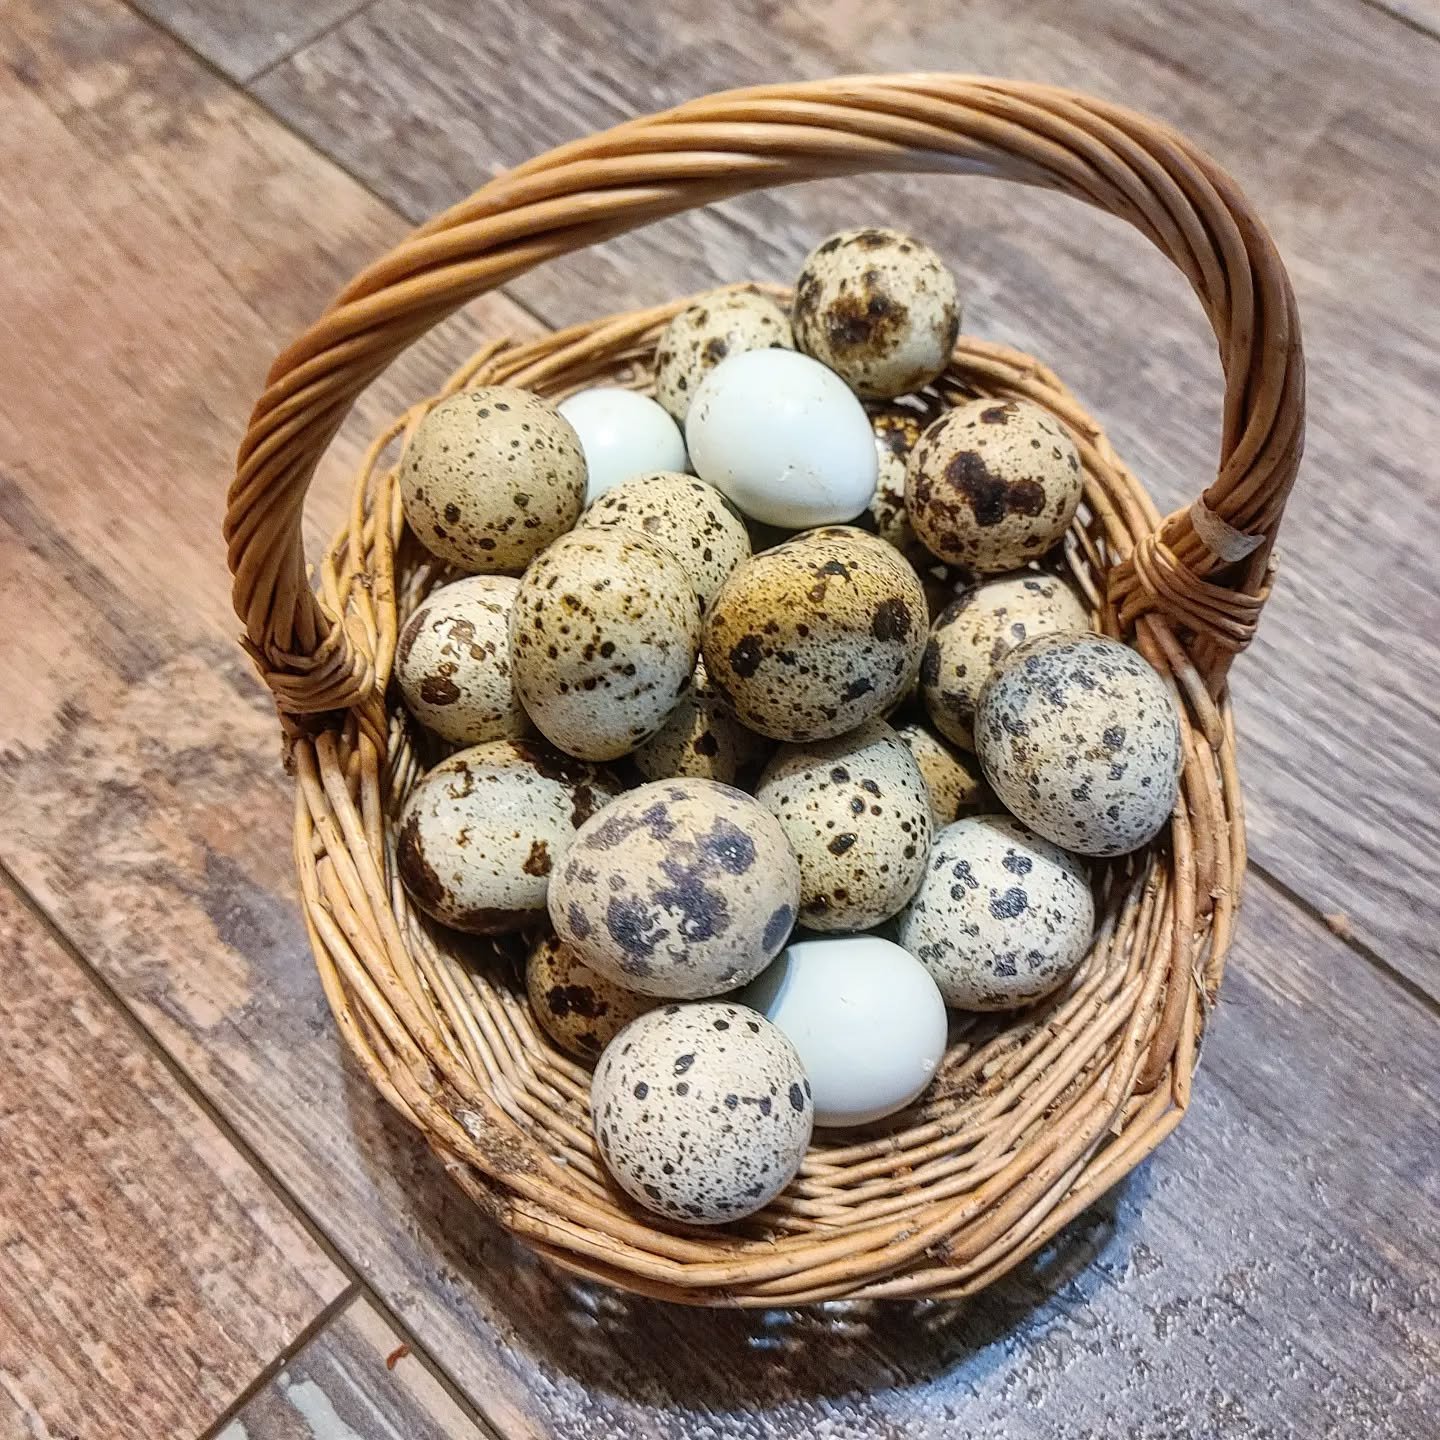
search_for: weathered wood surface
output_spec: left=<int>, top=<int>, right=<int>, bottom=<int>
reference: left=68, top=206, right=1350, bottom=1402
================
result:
left=253, top=0, right=1440, bottom=993
left=0, top=880, right=346, bottom=1440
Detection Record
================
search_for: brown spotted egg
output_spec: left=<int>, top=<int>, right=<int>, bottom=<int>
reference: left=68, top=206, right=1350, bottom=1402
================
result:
left=702, top=527, right=927, bottom=743
left=591, top=1001, right=813, bottom=1224
left=906, top=398, right=1083, bottom=572
left=395, top=576, right=529, bottom=745
left=654, top=289, right=794, bottom=423
left=755, top=720, right=931, bottom=931
left=577, top=472, right=750, bottom=610
left=396, top=739, right=618, bottom=934
left=792, top=228, right=960, bottom=399
left=865, top=402, right=930, bottom=547
left=549, top=779, right=800, bottom=999
left=525, top=933, right=657, bottom=1062
left=631, top=660, right=772, bottom=786
left=921, top=571, right=1091, bottom=751
left=509, top=529, right=701, bottom=761
left=896, top=814, right=1094, bottom=1010
left=399, top=387, right=586, bottom=572
left=893, top=721, right=990, bottom=827
left=975, top=632, right=1182, bottom=857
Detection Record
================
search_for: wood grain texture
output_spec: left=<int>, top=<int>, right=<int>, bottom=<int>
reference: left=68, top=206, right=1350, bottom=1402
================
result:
left=0, top=880, right=345, bottom=1440
left=253, top=0, right=1440, bottom=994
left=216, top=1298, right=491, bottom=1440
left=1365, top=0, right=1440, bottom=39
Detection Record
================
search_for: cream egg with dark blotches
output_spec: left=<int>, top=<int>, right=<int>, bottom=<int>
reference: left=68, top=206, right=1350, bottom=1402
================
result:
left=654, top=289, right=794, bottom=423
left=525, top=933, right=658, bottom=1063
left=892, top=721, right=990, bottom=828
left=631, top=660, right=773, bottom=786
left=865, top=400, right=935, bottom=548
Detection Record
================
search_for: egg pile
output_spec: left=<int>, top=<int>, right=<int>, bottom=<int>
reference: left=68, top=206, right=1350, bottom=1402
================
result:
left=391, top=228, right=1183, bottom=1227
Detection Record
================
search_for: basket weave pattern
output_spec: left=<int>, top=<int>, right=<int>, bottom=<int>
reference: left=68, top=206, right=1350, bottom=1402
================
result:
left=225, top=77, right=1303, bottom=1304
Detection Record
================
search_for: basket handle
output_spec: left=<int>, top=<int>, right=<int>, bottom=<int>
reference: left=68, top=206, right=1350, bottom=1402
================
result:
left=227, top=74, right=1303, bottom=715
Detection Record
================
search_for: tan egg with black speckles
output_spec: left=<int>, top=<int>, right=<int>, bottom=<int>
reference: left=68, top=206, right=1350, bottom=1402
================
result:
left=921, top=571, right=1091, bottom=751
left=577, top=472, right=750, bottom=610
left=525, top=933, right=658, bottom=1062
left=509, top=529, right=702, bottom=761
left=399, top=387, right=586, bottom=572
left=793, top=228, right=960, bottom=399
left=864, top=401, right=931, bottom=548
left=632, top=659, right=772, bottom=786
left=755, top=720, right=931, bottom=932
left=654, top=289, right=794, bottom=423
left=396, top=739, right=620, bottom=934
left=702, top=527, right=927, bottom=743
left=906, top=398, right=1083, bottom=572
left=893, top=721, right=990, bottom=827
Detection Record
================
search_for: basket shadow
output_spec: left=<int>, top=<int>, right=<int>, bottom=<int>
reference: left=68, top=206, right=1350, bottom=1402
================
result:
left=343, top=1057, right=1151, bottom=1408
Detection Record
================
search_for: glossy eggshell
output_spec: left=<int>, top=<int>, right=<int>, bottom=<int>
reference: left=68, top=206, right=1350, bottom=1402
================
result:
left=740, top=936, right=947, bottom=1127
left=654, top=289, right=794, bottom=423
left=558, top=387, right=688, bottom=503
left=509, top=529, right=702, bottom=761
left=525, top=933, right=658, bottom=1062
left=702, top=527, right=927, bottom=742
left=631, top=660, right=772, bottom=786
left=590, top=1002, right=813, bottom=1224
left=755, top=720, right=931, bottom=932
left=398, top=387, right=586, bottom=572
left=549, top=779, right=801, bottom=999
left=396, top=740, right=618, bottom=934
left=896, top=814, right=1094, bottom=1010
left=975, top=632, right=1182, bottom=857
left=892, top=721, right=990, bottom=827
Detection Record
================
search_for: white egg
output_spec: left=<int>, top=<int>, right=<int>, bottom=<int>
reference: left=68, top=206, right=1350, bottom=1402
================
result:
left=740, top=935, right=947, bottom=1128
left=558, top=387, right=688, bottom=503
left=686, top=349, right=878, bottom=528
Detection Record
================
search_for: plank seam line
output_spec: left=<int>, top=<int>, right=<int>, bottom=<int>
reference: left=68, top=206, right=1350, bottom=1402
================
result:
left=242, top=0, right=382, bottom=86
left=1356, top=0, right=1440, bottom=42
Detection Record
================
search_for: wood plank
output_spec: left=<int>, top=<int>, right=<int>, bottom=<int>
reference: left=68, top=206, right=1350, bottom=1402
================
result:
left=1365, top=0, right=1440, bottom=40
left=0, top=879, right=346, bottom=1440
left=253, top=0, right=1440, bottom=994
left=216, top=1297, right=491, bottom=1440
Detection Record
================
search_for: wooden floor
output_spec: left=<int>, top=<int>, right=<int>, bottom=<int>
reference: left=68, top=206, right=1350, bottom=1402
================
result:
left=0, top=0, right=1435, bottom=1434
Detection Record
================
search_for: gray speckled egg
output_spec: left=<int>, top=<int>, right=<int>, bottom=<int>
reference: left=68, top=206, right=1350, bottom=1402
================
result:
left=702, top=527, right=927, bottom=742
left=591, top=1001, right=813, bottom=1224
left=755, top=720, right=931, bottom=931
left=399, top=387, right=586, bottom=572
left=525, top=933, right=658, bottom=1062
left=577, top=472, right=750, bottom=609
left=906, top=399, right=1083, bottom=572
left=654, top=290, right=794, bottom=423
left=792, top=228, right=960, bottom=399
left=509, top=529, right=701, bottom=761
left=396, top=739, right=619, bottom=934
left=631, top=659, right=772, bottom=786
left=975, top=633, right=1182, bottom=857
left=896, top=814, right=1094, bottom=1010
left=921, top=571, right=1091, bottom=751
left=395, top=576, right=529, bottom=744
left=550, top=779, right=800, bottom=999
left=893, top=721, right=990, bottom=827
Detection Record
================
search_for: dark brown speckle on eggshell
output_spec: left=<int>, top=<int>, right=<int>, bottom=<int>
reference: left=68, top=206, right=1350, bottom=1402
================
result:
left=654, top=289, right=794, bottom=423
left=525, top=932, right=658, bottom=1062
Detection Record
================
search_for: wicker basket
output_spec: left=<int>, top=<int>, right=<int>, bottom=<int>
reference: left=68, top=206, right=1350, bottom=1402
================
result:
left=225, top=76, right=1303, bottom=1306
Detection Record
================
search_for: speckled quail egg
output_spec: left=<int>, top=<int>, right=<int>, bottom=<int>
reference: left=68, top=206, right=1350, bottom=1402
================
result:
left=577, top=472, right=750, bottom=610
left=399, top=387, right=586, bottom=572
left=921, top=571, right=1091, bottom=751
left=865, top=401, right=933, bottom=547
left=792, top=228, right=960, bottom=399
left=525, top=932, right=658, bottom=1062
left=591, top=1001, right=813, bottom=1224
left=906, top=398, right=1083, bottom=572
left=396, top=739, right=619, bottom=934
left=654, top=289, right=794, bottom=423
left=395, top=576, right=529, bottom=745
left=755, top=720, right=931, bottom=931
left=702, top=527, right=927, bottom=742
left=631, top=659, right=772, bottom=786
left=975, top=632, right=1182, bottom=857
left=557, top=387, right=688, bottom=503
left=896, top=814, right=1094, bottom=1010
left=550, top=779, right=801, bottom=998
left=893, top=721, right=990, bottom=827
left=509, top=529, right=701, bottom=761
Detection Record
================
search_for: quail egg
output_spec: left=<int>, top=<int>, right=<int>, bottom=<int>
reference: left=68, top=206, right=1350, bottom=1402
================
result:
left=975, top=632, right=1182, bottom=856
left=558, top=387, right=687, bottom=503
left=896, top=814, right=1094, bottom=1010
left=525, top=933, right=658, bottom=1062
left=893, top=721, right=990, bottom=827
left=631, top=659, right=772, bottom=786
left=398, top=387, right=586, bottom=572
left=906, top=398, right=1083, bottom=572
left=755, top=720, right=931, bottom=931
left=865, top=401, right=933, bottom=547
left=703, top=527, right=927, bottom=742
left=591, top=1001, right=813, bottom=1224
left=550, top=779, right=800, bottom=998
left=654, top=289, right=794, bottom=423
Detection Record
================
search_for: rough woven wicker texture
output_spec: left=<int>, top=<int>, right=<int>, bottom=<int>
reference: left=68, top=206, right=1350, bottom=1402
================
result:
left=225, top=76, right=1304, bottom=1305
